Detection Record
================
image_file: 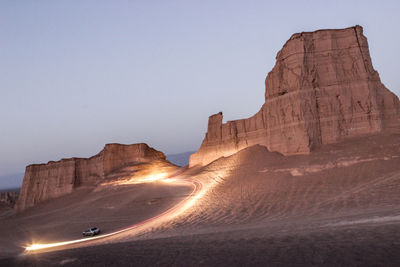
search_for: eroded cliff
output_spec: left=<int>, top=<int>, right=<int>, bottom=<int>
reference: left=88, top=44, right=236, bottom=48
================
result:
left=190, top=25, right=400, bottom=167
left=15, top=143, right=166, bottom=213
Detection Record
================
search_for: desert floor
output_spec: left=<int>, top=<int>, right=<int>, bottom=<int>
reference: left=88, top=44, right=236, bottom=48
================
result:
left=1, top=129, right=400, bottom=266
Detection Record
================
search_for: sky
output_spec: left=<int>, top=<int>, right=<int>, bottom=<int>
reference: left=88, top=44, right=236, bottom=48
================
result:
left=1, top=0, right=400, bottom=188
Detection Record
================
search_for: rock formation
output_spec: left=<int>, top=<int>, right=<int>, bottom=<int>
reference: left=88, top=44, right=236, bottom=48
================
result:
left=15, top=143, right=165, bottom=213
left=190, top=25, right=400, bottom=167
left=0, top=191, right=18, bottom=208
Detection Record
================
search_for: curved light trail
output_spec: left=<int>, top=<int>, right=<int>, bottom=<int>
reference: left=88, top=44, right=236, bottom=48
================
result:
left=25, top=177, right=203, bottom=252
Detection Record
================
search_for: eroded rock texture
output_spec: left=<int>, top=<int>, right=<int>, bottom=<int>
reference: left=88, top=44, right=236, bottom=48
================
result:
left=190, top=26, right=400, bottom=167
left=15, top=143, right=165, bottom=213
left=0, top=192, right=18, bottom=208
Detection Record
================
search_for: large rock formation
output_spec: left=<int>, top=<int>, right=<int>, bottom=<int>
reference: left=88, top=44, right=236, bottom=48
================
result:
left=190, top=25, right=400, bottom=167
left=15, top=143, right=165, bottom=213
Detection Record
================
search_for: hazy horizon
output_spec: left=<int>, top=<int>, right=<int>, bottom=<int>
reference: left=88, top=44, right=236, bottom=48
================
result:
left=1, top=1, right=400, bottom=188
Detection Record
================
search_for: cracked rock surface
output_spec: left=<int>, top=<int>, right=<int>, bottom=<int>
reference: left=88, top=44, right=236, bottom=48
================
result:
left=190, top=25, right=400, bottom=167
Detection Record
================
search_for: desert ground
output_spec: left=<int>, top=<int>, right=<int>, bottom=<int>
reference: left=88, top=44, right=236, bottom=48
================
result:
left=1, top=128, right=400, bottom=266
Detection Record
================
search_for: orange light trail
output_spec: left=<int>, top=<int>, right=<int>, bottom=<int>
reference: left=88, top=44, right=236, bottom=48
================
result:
left=25, top=177, right=203, bottom=252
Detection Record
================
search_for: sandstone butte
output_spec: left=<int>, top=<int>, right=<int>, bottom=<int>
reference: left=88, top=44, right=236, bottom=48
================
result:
left=189, top=25, right=400, bottom=167
left=15, top=143, right=165, bottom=213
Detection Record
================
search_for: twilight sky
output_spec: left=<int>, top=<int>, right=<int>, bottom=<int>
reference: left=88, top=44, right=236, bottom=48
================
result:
left=1, top=1, right=400, bottom=187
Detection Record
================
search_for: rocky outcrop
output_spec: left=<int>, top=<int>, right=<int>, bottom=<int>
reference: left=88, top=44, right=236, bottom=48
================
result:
left=15, top=143, right=165, bottom=213
left=0, top=191, right=18, bottom=208
left=190, top=25, right=400, bottom=167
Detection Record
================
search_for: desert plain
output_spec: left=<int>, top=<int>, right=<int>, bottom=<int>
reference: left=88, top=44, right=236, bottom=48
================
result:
left=1, top=25, right=400, bottom=266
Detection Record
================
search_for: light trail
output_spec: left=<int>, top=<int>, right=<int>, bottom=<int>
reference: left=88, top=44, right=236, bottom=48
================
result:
left=25, top=177, right=203, bottom=252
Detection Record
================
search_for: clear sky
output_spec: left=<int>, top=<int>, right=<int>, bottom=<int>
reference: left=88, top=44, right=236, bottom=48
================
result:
left=1, top=0, right=399, bottom=187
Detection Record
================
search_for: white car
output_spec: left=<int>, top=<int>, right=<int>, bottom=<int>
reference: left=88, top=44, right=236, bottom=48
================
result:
left=82, top=227, right=100, bottom=237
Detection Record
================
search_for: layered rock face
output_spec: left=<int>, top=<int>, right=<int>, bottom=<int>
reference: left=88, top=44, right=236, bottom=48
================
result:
left=15, top=143, right=165, bottom=213
left=190, top=25, right=400, bottom=167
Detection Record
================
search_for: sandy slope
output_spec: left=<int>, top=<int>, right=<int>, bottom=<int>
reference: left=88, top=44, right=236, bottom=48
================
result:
left=130, top=129, right=400, bottom=241
left=1, top=129, right=400, bottom=265
left=0, top=161, right=191, bottom=258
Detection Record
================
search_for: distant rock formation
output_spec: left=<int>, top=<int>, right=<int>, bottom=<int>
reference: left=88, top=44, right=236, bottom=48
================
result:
left=0, top=191, right=18, bottom=208
left=167, top=151, right=195, bottom=167
left=15, top=143, right=165, bottom=213
left=190, top=25, right=400, bottom=167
